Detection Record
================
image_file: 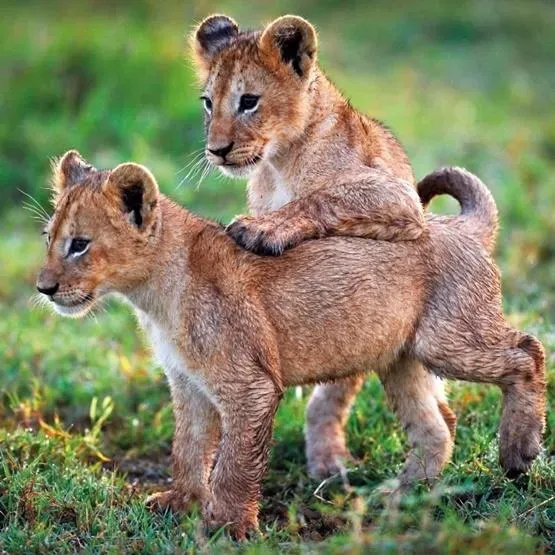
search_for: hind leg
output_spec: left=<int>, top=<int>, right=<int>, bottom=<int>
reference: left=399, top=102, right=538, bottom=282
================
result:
left=498, top=334, right=547, bottom=475
left=379, top=356, right=455, bottom=486
left=416, top=328, right=546, bottom=476
left=305, top=374, right=365, bottom=479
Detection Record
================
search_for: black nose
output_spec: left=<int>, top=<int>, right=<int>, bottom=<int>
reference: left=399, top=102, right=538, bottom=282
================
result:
left=37, top=282, right=59, bottom=296
left=208, top=142, right=234, bottom=159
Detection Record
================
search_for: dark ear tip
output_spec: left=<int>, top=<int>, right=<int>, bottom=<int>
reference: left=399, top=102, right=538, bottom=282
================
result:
left=59, top=149, right=93, bottom=175
left=261, top=15, right=318, bottom=76
left=59, top=149, right=82, bottom=166
left=109, top=162, right=159, bottom=197
left=110, top=162, right=148, bottom=182
left=265, top=15, right=317, bottom=38
left=61, top=148, right=80, bottom=158
left=52, top=149, right=95, bottom=192
left=196, top=14, right=239, bottom=50
left=199, top=14, right=238, bottom=31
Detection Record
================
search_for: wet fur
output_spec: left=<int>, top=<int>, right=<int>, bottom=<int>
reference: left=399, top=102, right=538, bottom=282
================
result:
left=191, top=14, right=454, bottom=483
left=38, top=156, right=546, bottom=539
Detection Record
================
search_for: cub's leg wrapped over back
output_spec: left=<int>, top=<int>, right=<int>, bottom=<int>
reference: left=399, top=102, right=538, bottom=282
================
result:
left=228, top=174, right=426, bottom=256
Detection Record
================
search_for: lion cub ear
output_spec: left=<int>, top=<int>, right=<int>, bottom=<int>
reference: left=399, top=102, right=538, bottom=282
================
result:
left=52, top=150, right=96, bottom=194
left=190, top=15, right=239, bottom=78
left=260, top=15, right=317, bottom=78
left=103, top=163, right=159, bottom=230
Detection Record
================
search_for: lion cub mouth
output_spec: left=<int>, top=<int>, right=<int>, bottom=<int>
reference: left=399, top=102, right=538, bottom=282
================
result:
left=52, top=293, right=95, bottom=318
left=224, top=154, right=262, bottom=167
left=219, top=155, right=263, bottom=177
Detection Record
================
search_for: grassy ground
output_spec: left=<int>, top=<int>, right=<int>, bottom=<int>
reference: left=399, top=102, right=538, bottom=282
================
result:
left=1, top=0, right=554, bottom=552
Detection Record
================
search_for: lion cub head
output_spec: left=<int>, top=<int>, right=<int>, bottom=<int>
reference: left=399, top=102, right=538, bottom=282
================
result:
left=36, top=150, right=160, bottom=317
left=191, top=15, right=318, bottom=177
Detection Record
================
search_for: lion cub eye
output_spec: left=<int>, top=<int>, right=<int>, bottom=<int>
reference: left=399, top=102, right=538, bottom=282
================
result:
left=238, top=94, right=260, bottom=113
left=201, top=96, right=212, bottom=114
left=68, top=238, right=90, bottom=258
left=41, top=230, right=50, bottom=247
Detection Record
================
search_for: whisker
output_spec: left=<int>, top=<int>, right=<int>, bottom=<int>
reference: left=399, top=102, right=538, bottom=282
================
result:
left=22, top=201, right=49, bottom=218
left=196, top=159, right=214, bottom=190
left=22, top=203, right=50, bottom=223
left=176, top=148, right=206, bottom=175
left=177, top=155, right=208, bottom=189
left=93, top=301, right=109, bottom=319
left=25, top=213, right=49, bottom=225
left=180, top=156, right=207, bottom=187
left=86, top=307, right=100, bottom=325
left=29, top=294, right=51, bottom=312
left=18, top=189, right=50, bottom=220
left=20, top=190, right=50, bottom=217
left=177, top=146, right=205, bottom=166
left=22, top=203, right=49, bottom=225
left=179, top=156, right=210, bottom=189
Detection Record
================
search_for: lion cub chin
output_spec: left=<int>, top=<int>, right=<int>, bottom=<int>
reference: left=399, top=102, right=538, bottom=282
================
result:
left=37, top=150, right=546, bottom=539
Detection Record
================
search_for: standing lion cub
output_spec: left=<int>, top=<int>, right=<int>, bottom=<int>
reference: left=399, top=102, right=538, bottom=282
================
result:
left=37, top=151, right=546, bottom=539
left=189, top=13, right=457, bottom=482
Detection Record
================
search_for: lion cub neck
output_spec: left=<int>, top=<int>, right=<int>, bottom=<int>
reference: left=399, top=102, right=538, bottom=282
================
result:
left=249, top=68, right=414, bottom=215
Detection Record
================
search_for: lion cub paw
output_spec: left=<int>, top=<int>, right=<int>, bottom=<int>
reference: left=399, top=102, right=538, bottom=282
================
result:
left=203, top=499, right=259, bottom=541
left=226, top=215, right=302, bottom=256
left=145, top=490, right=196, bottom=513
left=307, top=446, right=353, bottom=481
left=500, top=431, right=543, bottom=479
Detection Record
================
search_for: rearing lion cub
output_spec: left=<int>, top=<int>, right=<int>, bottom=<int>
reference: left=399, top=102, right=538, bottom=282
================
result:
left=37, top=151, right=545, bottom=539
left=190, top=14, right=455, bottom=482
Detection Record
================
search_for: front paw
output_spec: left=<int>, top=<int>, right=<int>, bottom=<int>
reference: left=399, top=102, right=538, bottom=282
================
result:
left=203, top=498, right=259, bottom=541
left=307, top=442, right=354, bottom=480
left=226, top=215, right=297, bottom=256
left=145, top=489, right=196, bottom=514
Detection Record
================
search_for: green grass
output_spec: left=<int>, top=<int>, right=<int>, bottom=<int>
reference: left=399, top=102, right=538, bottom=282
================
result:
left=1, top=0, right=554, bottom=552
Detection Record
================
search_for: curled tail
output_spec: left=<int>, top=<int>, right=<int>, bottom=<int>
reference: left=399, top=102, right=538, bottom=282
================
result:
left=418, top=167, right=498, bottom=253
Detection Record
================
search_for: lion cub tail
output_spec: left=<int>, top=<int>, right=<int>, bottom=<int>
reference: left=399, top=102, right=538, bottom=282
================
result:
left=417, top=167, right=499, bottom=253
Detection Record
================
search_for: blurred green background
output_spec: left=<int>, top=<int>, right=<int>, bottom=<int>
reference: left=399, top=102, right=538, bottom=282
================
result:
left=1, top=0, right=553, bottom=552
left=2, top=0, right=554, bottom=308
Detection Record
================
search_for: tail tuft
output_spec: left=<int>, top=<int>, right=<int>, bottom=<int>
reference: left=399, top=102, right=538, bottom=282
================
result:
left=418, top=167, right=498, bottom=252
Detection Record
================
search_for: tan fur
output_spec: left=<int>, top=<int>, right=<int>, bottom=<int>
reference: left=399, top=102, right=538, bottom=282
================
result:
left=190, top=15, right=418, bottom=248
left=190, top=15, right=454, bottom=482
left=37, top=153, right=546, bottom=539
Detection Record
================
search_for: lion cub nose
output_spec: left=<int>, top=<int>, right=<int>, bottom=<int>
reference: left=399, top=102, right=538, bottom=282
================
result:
left=37, top=282, right=59, bottom=296
left=207, top=142, right=234, bottom=159
left=37, top=268, right=60, bottom=296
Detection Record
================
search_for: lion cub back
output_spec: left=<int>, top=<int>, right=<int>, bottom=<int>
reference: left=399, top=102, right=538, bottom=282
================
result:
left=254, top=237, right=427, bottom=385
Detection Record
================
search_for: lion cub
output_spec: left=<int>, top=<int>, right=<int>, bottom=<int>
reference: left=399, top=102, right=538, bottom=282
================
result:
left=37, top=151, right=546, bottom=539
left=190, top=13, right=455, bottom=482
